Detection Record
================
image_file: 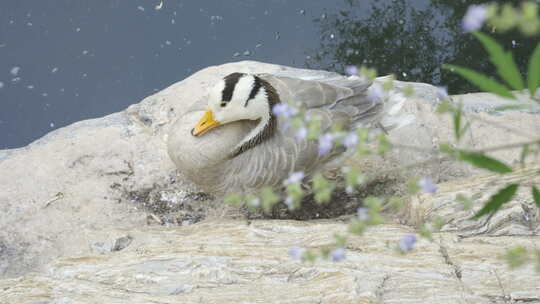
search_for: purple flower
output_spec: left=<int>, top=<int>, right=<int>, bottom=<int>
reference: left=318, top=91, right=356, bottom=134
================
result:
left=436, top=86, right=449, bottom=101
left=367, top=83, right=385, bottom=104
left=399, top=234, right=417, bottom=252
left=331, top=247, right=346, bottom=262
left=249, top=198, right=261, bottom=207
left=284, top=196, right=295, bottom=209
left=343, top=132, right=358, bottom=148
left=345, top=65, right=358, bottom=76
left=462, top=5, right=488, bottom=32
left=418, top=177, right=437, bottom=194
left=284, top=171, right=305, bottom=185
left=318, top=133, right=334, bottom=156
left=288, top=247, right=305, bottom=260
left=357, top=207, right=369, bottom=221
left=272, top=103, right=298, bottom=119
left=295, top=127, right=307, bottom=141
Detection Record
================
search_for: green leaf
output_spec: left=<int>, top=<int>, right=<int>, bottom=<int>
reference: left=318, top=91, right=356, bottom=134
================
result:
left=474, top=184, right=519, bottom=218
left=528, top=42, right=540, bottom=96
left=443, top=64, right=515, bottom=99
left=493, top=104, right=534, bottom=112
left=533, top=186, right=540, bottom=208
left=458, top=151, right=513, bottom=174
left=224, top=193, right=244, bottom=206
left=473, top=32, right=525, bottom=90
left=505, top=246, right=529, bottom=269
left=260, top=187, right=279, bottom=212
left=520, top=144, right=530, bottom=166
left=453, top=106, right=462, bottom=140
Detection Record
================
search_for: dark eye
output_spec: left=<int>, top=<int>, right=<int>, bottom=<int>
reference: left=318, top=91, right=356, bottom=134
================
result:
left=220, top=102, right=227, bottom=107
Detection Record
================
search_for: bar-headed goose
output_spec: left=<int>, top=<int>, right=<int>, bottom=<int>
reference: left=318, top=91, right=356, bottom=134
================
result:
left=167, top=70, right=406, bottom=195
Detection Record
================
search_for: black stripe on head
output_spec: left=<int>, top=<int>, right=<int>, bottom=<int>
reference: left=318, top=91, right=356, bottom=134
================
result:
left=221, top=72, right=245, bottom=102
left=244, top=75, right=262, bottom=107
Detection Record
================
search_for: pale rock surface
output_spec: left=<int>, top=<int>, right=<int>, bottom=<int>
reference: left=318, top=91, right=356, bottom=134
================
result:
left=1, top=61, right=539, bottom=303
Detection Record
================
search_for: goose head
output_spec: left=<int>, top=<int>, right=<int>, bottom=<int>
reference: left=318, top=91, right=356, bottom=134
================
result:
left=191, top=72, right=280, bottom=156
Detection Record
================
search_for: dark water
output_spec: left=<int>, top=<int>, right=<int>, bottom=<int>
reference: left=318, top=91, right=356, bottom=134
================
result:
left=0, top=0, right=538, bottom=149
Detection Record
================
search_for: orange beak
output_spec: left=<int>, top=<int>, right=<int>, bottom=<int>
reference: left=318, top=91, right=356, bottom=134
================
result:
left=191, top=110, right=221, bottom=136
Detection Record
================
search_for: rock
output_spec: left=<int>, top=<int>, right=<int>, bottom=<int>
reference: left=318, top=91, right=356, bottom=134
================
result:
left=1, top=219, right=539, bottom=303
left=408, top=163, right=540, bottom=237
left=0, top=61, right=286, bottom=278
left=90, top=235, right=133, bottom=254
left=0, top=61, right=539, bottom=302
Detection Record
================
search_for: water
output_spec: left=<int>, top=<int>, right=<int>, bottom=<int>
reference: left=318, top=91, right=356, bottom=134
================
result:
left=0, top=0, right=538, bottom=149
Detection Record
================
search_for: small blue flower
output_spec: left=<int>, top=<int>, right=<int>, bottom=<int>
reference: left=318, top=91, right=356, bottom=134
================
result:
left=418, top=177, right=437, bottom=194
left=288, top=247, right=305, bottom=260
left=399, top=234, right=417, bottom=252
left=295, top=127, right=307, bottom=141
left=343, top=132, right=359, bottom=148
left=345, top=65, right=358, bottom=76
left=367, top=83, right=385, bottom=104
left=318, top=133, right=334, bottom=156
left=356, top=207, right=369, bottom=221
left=272, top=103, right=286, bottom=115
left=272, top=103, right=298, bottom=119
left=330, top=247, right=346, bottom=262
left=249, top=198, right=261, bottom=207
left=462, top=5, right=487, bottom=32
left=284, top=171, right=305, bottom=185
left=436, top=86, right=449, bottom=101
left=284, top=196, right=295, bottom=209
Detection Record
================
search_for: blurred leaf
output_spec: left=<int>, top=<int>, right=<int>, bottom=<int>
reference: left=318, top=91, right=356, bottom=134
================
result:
left=474, top=184, right=519, bottom=218
left=504, top=246, right=529, bottom=269
left=453, top=106, right=462, bottom=140
left=436, top=100, right=454, bottom=114
left=334, top=234, right=348, bottom=247
left=439, top=143, right=456, bottom=155
left=443, top=64, right=515, bottom=99
left=520, top=144, right=530, bottom=166
left=489, top=4, right=518, bottom=32
left=224, top=193, right=243, bottom=206
left=518, top=2, right=540, bottom=36
left=377, top=134, right=392, bottom=155
left=364, top=197, right=384, bottom=225
left=407, top=178, right=420, bottom=194
left=528, top=42, right=540, bottom=96
left=403, top=84, right=415, bottom=97
left=419, top=225, right=433, bottom=241
left=493, top=104, right=534, bottom=112
left=458, top=151, right=513, bottom=173
left=344, top=167, right=363, bottom=189
left=535, top=250, right=540, bottom=273
left=472, top=32, right=524, bottom=90
left=348, top=219, right=366, bottom=235
left=387, top=196, right=404, bottom=211
left=456, top=194, right=473, bottom=210
left=260, top=187, right=279, bottom=212
left=533, top=186, right=540, bottom=208
left=382, top=75, right=395, bottom=91
left=303, top=250, right=317, bottom=262
left=433, top=216, right=445, bottom=231
left=359, top=66, right=377, bottom=80
left=307, top=116, right=322, bottom=140
left=312, top=173, right=334, bottom=204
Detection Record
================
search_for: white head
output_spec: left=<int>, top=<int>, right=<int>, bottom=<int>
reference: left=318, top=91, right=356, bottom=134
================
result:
left=192, top=73, right=272, bottom=136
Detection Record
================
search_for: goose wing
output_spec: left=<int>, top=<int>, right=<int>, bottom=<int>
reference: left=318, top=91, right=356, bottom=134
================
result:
left=258, top=72, right=383, bottom=130
left=225, top=73, right=385, bottom=191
